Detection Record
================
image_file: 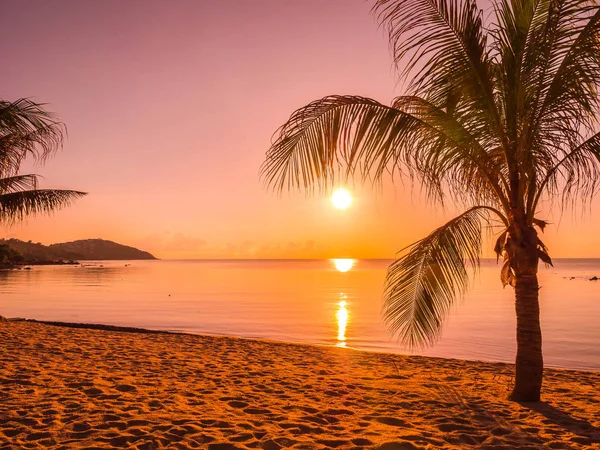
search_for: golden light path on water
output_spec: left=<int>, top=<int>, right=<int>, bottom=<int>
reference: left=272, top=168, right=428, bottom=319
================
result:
left=336, top=295, right=349, bottom=347
left=332, top=258, right=355, bottom=273
left=331, top=260, right=354, bottom=346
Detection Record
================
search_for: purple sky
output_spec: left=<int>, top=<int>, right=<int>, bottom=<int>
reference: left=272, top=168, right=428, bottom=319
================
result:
left=1, top=0, right=599, bottom=258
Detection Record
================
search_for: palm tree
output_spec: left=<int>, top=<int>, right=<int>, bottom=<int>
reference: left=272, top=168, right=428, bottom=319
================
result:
left=261, top=0, right=600, bottom=402
left=0, top=98, right=86, bottom=223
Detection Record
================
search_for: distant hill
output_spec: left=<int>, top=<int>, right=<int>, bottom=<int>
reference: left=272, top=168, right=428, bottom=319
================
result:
left=0, top=238, right=156, bottom=261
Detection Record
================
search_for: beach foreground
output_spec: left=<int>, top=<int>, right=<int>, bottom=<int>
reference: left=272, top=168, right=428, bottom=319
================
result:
left=1, top=321, right=599, bottom=449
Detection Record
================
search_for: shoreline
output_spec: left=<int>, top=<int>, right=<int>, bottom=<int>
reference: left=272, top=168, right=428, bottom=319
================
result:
left=2, top=319, right=599, bottom=449
left=10, top=317, right=600, bottom=374
left=9, top=317, right=519, bottom=371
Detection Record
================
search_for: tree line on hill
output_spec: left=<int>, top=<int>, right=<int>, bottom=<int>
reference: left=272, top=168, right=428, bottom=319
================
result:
left=0, top=238, right=156, bottom=266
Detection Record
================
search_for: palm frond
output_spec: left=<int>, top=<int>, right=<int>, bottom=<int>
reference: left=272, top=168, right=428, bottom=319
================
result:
left=262, top=95, right=510, bottom=207
left=531, top=130, right=600, bottom=213
left=533, top=4, right=600, bottom=135
left=0, top=174, right=39, bottom=194
left=0, top=99, right=65, bottom=177
left=490, top=1, right=600, bottom=222
left=374, top=0, right=504, bottom=145
left=393, top=96, right=510, bottom=208
left=526, top=3, right=600, bottom=186
left=261, top=96, right=405, bottom=193
left=383, top=206, right=498, bottom=348
left=374, top=0, right=486, bottom=97
left=492, top=0, right=550, bottom=142
left=0, top=189, right=87, bottom=224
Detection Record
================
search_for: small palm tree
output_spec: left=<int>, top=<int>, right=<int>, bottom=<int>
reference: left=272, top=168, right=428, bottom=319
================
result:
left=0, top=98, right=86, bottom=223
left=261, top=0, right=600, bottom=402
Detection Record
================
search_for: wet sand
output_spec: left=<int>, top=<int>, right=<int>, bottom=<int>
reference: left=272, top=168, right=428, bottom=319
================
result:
left=1, top=320, right=599, bottom=449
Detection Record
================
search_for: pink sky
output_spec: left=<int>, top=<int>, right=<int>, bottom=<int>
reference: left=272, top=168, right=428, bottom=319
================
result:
left=1, top=0, right=599, bottom=259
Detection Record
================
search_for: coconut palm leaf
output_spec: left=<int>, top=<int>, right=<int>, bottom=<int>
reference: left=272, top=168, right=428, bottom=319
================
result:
left=0, top=174, right=39, bottom=194
left=0, top=189, right=86, bottom=224
left=374, top=1, right=492, bottom=103
left=532, top=130, right=600, bottom=213
left=262, top=95, right=511, bottom=207
left=383, top=206, right=500, bottom=348
left=392, top=96, right=510, bottom=207
left=0, top=99, right=64, bottom=177
left=261, top=96, right=407, bottom=193
left=0, top=98, right=84, bottom=225
left=532, top=4, right=600, bottom=136
left=491, top=1, right=600, bottom=221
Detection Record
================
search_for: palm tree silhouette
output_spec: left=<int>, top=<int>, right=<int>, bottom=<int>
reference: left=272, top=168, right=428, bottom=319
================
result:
left=0, top=98, right=85, bottom=223
left=261, top=0, right=600, bottom=402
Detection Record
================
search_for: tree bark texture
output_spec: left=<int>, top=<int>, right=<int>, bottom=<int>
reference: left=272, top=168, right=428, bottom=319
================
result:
left=507, top=225, right=543, bottom=402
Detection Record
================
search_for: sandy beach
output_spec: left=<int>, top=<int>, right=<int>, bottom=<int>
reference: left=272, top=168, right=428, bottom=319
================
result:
left=1, top=320, right=599, bottom=449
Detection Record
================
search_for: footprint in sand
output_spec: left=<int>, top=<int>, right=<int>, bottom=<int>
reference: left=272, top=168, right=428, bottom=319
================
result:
left=72, top=421, right=92, bottom=432
left=228, top=400, right=249, bottom=408
left=375, top=416, right=408, bottom=427
left=437, top=422, right=476, bottom=433
left=229, top=432, right=254, bottom=442
left=114, top=384, right=137, bottom=392
left=25, top=431, right=52, bottom=441
left=83, top=387, right=104, bottom=396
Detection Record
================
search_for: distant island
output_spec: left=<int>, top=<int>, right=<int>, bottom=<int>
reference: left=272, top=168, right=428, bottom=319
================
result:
left=0, top=239, right=156, bottom=265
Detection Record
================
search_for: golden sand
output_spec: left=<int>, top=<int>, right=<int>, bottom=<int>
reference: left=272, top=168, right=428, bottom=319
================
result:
left=1, top=320, right=599, bottom=449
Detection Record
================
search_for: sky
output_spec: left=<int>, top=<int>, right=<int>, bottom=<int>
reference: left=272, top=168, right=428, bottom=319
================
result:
left=1, top=0, right=600, bottom=259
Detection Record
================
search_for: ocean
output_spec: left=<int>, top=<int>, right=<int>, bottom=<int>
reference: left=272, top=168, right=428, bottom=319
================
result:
left=1, top=259, right=598, bottom=370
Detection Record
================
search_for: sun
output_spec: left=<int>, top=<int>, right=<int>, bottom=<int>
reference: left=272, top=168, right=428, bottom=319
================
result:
left=331, top=188, right=352, bottom=210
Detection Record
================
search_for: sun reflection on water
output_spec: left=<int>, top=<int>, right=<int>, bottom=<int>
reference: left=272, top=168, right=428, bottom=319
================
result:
left=332, top=259, right=355, bottom=273
left=336, top=295, right=349, bottom=347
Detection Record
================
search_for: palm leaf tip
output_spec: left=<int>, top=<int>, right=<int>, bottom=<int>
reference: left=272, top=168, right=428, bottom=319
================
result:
left=0, top=189, right=87, bottom=224
left=383, top=207, right=487, bottom=349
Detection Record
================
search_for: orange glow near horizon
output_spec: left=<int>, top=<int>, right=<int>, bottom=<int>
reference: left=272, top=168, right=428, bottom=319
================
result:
left=2, top=2, right=600, bottom=259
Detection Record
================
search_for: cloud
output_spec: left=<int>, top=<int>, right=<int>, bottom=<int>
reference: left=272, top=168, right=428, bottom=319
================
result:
left=135, top=233, right=332, bottom=259
left=165, top=233, right=207, bottom=252
left=135, top=231, right=207, bottom=257
left=218, top=239, right=327, bottom=258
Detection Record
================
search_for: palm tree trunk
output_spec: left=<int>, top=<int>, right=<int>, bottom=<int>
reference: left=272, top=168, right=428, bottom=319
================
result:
left=509, top=239, right=543, bottom=402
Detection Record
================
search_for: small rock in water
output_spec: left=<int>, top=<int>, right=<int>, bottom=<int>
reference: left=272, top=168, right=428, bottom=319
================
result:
left=590, top=276, right=599, bottom=281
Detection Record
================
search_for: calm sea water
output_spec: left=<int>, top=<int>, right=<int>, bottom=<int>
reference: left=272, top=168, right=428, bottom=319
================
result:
left=1, top=259, right=599, bottom=370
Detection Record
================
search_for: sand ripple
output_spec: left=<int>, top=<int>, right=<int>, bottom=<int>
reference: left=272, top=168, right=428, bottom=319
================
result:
left=0, top=321, right=599, bottom=449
